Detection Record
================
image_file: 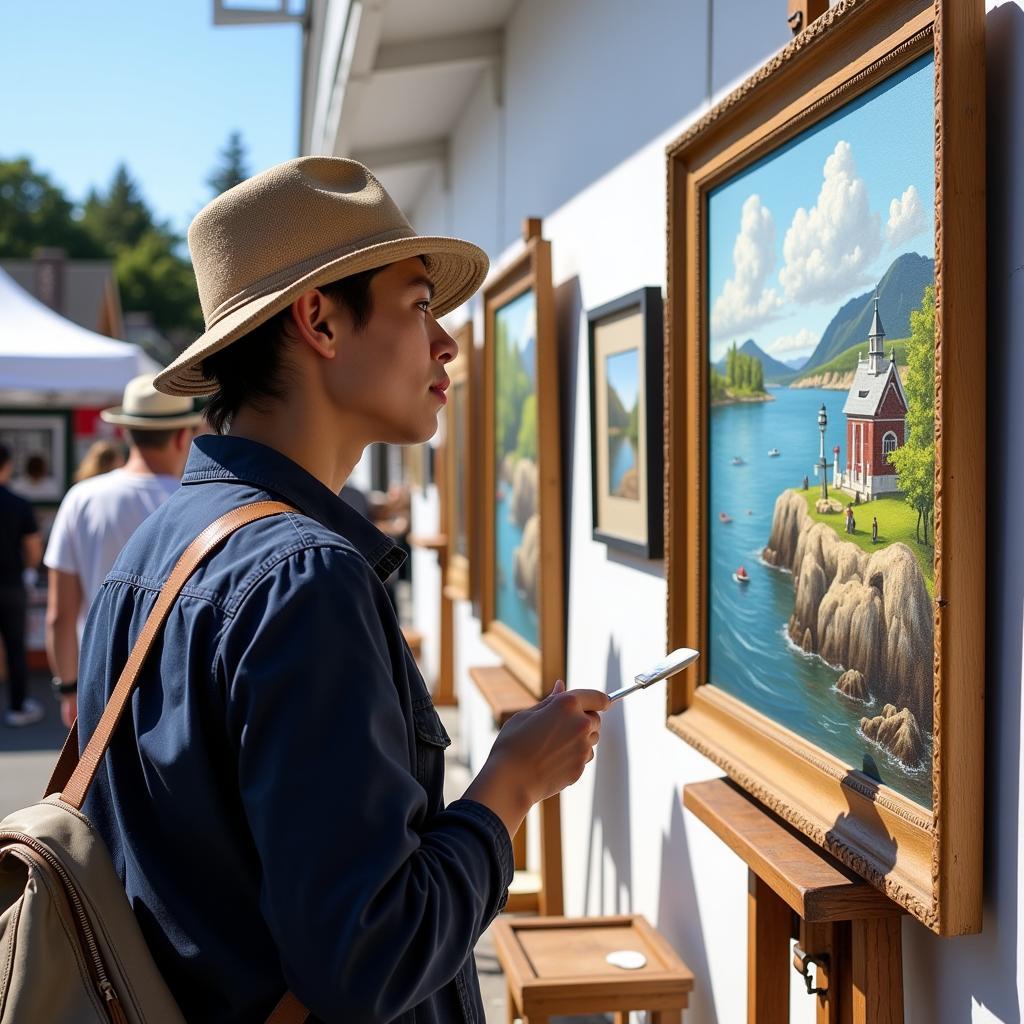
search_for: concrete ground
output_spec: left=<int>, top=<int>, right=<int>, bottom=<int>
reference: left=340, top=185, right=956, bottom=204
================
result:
left=0, top=674, right=607, bottom=1022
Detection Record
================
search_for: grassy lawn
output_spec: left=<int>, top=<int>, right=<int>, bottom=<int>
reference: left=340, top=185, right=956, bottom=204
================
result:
left=798, top=489, right=935, bottom=596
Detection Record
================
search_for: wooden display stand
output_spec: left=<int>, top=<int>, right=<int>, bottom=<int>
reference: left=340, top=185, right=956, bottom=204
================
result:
left=468, top=665, right=562, bottom=915
left=492, top=914, right=694, bottom=1024
left=408, top=532, right=456, bottom=706
left=684, top=779, right=905, bottom=1024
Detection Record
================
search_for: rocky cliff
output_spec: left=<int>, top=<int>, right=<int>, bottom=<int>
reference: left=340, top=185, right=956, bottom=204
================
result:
left=763, top=490, right=934, bottom=732
left=789, top=370, right=855, bottom=390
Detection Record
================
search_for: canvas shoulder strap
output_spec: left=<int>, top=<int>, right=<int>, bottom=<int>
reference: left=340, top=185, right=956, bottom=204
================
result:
left=41, top=499, right=308, bottom=1024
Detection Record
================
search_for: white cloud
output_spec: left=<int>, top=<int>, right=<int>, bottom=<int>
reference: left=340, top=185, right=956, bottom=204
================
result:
left=778, top=141, right=882, bottom=304
left=710, top=194, right=783, bottom=340
left=766, top=327, right=818, bottom=358
left=886, top=184, right=927, bottom=247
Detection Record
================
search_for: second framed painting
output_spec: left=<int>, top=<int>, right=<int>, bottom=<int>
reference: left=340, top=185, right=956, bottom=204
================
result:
left=481, top=221, right=564, bottom=699
left=665, top=0, right=985, bottom=935
left=588, top=287, right=664, bottom=558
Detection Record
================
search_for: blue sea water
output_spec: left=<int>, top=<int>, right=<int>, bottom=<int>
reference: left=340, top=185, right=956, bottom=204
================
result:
left=495, top=488, right=539, bottom=647
left=708, top=387, right=932, bottom=808
left=608, top=434, right=638, bottom=496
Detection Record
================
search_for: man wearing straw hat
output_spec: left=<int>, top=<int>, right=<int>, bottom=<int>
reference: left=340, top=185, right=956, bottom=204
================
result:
left=44, top=374, right=202, bottom=728
left=74, top=157, right=608, bottom=1023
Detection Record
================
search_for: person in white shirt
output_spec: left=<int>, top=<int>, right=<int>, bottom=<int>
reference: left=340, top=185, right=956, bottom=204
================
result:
left=44, top=374, right=203, bottom=726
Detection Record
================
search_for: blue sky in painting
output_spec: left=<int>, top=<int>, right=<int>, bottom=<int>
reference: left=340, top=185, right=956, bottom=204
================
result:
left=498, top=290, right=536, bottom=353
left=606, top=349, right=639, bottom=411
left=707, top=53, right=935, bottom=364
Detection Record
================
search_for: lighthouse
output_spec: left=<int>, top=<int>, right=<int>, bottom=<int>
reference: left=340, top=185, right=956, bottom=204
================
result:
left=840, top=290, right=908, bottom=500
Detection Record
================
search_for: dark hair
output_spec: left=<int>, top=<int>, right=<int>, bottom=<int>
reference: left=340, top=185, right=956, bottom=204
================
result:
left=0, top=444, right=10, bottom=470
left=25, top=454, right=48, bottom=480
left=202, top=267, right=384, bottom=434
left=127, top=428, right=179, bottom=451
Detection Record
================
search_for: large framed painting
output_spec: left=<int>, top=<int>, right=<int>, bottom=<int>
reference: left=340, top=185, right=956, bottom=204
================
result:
left=665, top=0, right=985, bottom=934
left=0, top=412, right=71, bottom=503
left=441, top=321, right=474, bottom=601
left=588, top=287, right=664, bottom=558
left=481, top=221, right=564, bottom=698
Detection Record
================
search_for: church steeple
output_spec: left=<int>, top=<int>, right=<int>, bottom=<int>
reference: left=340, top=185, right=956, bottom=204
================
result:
left=868, top=289, right=885, bottom=375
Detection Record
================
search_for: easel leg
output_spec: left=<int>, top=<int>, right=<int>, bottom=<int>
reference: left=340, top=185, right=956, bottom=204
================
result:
left=851, top=917, right=904, bottom=1024
left=748, top=870, right=790, bottom=1024
left=512, top=818, right=528, bottom=871
left=799, top=920, right=838, bottom=1024
left=538, top=793, right=564, bottom=915
left=506, top=983, right=517, bottom=1024
left=651, top=1011, right=682, bottom=1023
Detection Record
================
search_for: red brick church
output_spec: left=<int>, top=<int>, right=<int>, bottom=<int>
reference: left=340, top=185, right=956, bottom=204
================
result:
left=839, top=292, right=907, bottom=500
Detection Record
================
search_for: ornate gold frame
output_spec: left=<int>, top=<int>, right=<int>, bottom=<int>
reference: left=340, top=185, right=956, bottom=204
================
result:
left=665, top=0, right=985, bottom=935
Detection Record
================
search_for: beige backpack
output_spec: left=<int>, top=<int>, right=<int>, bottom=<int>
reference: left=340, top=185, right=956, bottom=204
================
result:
left=0, top=502, right=308, bottom=1024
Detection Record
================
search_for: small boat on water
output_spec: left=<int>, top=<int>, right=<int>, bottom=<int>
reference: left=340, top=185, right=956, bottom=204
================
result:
left=731, top=456, right=744, bottom=466
left=767, top=448, right=780, bottom=457
left=719, top=512, right=733, bottom=524
left=733, top=565, right=750, bottom=584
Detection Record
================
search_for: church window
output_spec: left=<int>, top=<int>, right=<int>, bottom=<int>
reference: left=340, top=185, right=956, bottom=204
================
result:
left=882, top=431, right=898, bottom=455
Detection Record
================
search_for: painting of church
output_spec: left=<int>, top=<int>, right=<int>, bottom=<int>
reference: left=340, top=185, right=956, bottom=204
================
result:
left=839, top=293, right=908, bottom=500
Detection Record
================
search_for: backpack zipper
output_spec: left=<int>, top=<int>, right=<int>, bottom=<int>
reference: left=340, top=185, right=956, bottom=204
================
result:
left=0, top=829, right=127, bottom=1022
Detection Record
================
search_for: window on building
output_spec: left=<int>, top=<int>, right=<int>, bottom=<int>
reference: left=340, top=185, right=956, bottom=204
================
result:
left=882, top=431, right=898, bottom=455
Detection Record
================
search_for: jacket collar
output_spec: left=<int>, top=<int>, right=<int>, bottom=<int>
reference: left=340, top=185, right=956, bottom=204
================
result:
left=182, top=434, right=406, bottom=581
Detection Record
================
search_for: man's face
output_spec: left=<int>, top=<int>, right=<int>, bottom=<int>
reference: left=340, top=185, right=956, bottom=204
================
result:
left=322, top=257, right=457, bottom=445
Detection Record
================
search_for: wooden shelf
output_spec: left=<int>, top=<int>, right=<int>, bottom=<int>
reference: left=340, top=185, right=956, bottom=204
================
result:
left=683, top=778, right=901, bottom=923
left=469, top=665, right=535, bottom=726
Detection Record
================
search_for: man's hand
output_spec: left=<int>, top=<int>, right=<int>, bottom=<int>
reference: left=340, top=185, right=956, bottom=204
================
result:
left=61, top=695, right=76, bottom=730
left=463, top=680, right=610, bottom=838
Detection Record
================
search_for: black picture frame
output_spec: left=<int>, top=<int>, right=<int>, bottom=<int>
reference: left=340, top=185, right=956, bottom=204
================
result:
left=587, top=286, right=664, bottom=559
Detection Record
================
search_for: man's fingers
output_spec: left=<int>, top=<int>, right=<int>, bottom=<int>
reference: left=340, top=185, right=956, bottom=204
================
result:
left=571, top=688, right=611, bottom=712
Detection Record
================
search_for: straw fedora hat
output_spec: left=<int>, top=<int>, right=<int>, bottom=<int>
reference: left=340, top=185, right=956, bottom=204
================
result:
left=101, top=374, right=204, bottom=429
left=154, top=157, right=489, bottom=397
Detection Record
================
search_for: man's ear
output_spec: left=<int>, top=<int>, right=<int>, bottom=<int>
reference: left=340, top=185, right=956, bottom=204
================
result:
left=289, top=289, right=338, bottom=359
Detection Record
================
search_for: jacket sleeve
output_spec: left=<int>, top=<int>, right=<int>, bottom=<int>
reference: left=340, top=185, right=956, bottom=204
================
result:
left=217, top=543, right=513, bottom=1021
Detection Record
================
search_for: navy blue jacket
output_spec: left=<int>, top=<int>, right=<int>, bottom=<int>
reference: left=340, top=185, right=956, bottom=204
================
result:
left=78, top=435, right=513, bottom=1023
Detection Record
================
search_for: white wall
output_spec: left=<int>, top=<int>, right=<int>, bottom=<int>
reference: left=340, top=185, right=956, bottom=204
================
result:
left=401, top=1, right=1024, bottom=1021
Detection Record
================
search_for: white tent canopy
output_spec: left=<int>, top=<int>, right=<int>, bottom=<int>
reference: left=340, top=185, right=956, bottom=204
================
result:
left=0, top=267, right=157, bottom=407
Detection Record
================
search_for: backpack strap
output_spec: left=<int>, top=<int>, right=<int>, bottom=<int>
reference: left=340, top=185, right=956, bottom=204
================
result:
left=55, top=500, right=295, bottom=809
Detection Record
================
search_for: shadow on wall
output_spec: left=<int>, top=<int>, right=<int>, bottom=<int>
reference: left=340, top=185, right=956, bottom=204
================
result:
left=901, top=5, right=1024, bottom=1022
left=583, top=637, right=632, bottom=914
left=656, top=793, right=719, bottom=1024
left=825, top=773, right=898, bottom=884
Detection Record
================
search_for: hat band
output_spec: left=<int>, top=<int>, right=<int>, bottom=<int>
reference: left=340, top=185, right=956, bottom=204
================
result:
left=118, top=407, right=197, bottom=420
left=204, top=225, right=417, bottom=328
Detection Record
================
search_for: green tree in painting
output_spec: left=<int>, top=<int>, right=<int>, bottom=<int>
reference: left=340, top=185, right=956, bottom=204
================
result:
left=516, top=394, right=538, bottom=461
left=626, top=399, right=640, bottom=447
left=887, top=285, right=935, bottom=545
left=495, top=312, right=533, bottom=458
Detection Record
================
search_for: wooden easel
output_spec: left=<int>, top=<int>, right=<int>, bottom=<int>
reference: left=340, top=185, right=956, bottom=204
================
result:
left=684, top=779, right=905, bottom=1023
left=408, top=532, right=456, bottom=706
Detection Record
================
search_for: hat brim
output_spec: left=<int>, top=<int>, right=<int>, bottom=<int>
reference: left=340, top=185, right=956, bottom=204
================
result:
left=100, top=409, right=205, bottom=429
left=154, top=235, right=488, bottom=397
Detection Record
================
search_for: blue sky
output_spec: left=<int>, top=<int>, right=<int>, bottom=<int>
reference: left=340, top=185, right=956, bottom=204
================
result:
left=606, top=349, right=639, bottom=411
left=0, top=1, right=301, bottom=239
left=707, top=53, right=935, bottom=364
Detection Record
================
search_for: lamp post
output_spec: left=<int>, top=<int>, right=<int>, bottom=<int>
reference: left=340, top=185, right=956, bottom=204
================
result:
left=818, top=403, right=829, bottom=500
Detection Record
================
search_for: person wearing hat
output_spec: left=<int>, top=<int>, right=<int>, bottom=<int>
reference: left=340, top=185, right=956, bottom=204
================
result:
left=73, top=157, right=607, bottom=1024
left=44, top=373, right=202, bottom=727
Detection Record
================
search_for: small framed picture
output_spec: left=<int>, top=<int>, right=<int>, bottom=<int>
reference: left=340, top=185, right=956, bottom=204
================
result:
left=588, top=287, right=664, bottom=558
left=0, top=412, right=70, bottom=503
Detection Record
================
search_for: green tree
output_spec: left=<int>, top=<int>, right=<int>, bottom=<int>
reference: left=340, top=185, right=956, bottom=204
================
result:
left=726, top=342, right=737, bottom=388
left=0, top=158, right=101, bottom=257
left=115, top=230, right=203, bottom=336
left=710, top=368, right=728, bottom=402
left=887, top=286, right=935, bottom=544
left=207, top=131, right=250, bottom=196
left=751, top=357, right=764, bottom=392
left=81, top=164, right=154, bottom=251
